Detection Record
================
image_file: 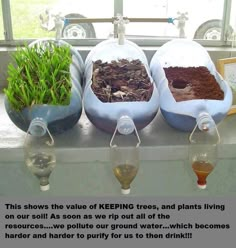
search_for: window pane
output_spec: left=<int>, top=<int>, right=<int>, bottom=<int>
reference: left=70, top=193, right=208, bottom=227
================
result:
left=10, top=0, right=114, bottom=39
left=123, top=0, right=225, bottom=40
left=0, top=1, right=4, bottom=40
left=230, top=0, right=236, bottom=41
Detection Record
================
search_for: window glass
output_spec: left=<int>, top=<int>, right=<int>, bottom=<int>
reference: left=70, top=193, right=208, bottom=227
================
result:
left=123, top=0, right=225, bottom=40
left=230, top=0, right=236, bottom=41
left=0, top=1, right=4, bottom=39
left=10, top=0, right=114, bottom=39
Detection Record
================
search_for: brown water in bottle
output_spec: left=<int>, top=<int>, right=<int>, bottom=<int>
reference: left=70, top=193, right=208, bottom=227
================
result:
left=113, top=164, right=138, bottom=189
left=192, top=161, right=214, bottom=186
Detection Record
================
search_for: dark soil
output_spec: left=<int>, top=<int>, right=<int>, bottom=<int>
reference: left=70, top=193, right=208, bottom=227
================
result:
left=164, top=66, right=224, bottom=102
left=91, top=59, right=153, bottom=102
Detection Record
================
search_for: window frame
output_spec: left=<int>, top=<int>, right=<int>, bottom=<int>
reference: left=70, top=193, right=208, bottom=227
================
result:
left=0, top=0, right=234, bottom=47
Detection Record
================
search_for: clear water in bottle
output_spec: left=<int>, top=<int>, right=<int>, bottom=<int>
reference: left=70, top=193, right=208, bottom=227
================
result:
left=25, top=152, right=56, bottom=179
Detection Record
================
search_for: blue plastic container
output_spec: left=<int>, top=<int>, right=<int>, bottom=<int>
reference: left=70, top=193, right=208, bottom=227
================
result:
left=150, top=39, right=232, bottom=132
left=5, top=39, right=84, bottom=135
left=83, top=39, right=159, bottom=133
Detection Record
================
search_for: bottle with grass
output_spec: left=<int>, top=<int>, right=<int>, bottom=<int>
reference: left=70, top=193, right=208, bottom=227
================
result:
left=4, top=39, right=84, bottom=135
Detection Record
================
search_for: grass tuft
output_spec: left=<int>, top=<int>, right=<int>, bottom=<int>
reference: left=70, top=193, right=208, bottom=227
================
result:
left=4, top=41, right=72, bottom=111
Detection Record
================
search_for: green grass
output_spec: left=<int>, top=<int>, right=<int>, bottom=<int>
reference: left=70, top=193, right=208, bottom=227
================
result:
left=4, top=41, right=72, bottom=111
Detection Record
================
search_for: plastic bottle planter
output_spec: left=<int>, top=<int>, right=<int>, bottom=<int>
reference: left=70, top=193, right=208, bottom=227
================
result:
left=4, top=39, right=84, bottom=135
left=150, top=39, right=232, bottom=132
left=83, top=39, right=159, bottom=133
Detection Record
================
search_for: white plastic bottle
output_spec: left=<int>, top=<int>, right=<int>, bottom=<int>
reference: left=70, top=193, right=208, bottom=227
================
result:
left=24, top=117, right=56, bottom=191
left=110, top=115, right=140, bottom=195
left=189, top=112, right=220, bottom=189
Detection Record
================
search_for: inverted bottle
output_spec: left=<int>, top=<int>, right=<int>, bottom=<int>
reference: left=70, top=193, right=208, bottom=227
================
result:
left=110, top=115, right=141, bottom=195
left=189, top=112, right=220, bottom=189
left=24, top=117, right=56, bottom=191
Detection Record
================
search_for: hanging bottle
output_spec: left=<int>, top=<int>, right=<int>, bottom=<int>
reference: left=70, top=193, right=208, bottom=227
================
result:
left=189, top=112, right=220, bottom=189
left=24, top=117, right=56, bottom=191
left=110, top=115, right=141, bottom=195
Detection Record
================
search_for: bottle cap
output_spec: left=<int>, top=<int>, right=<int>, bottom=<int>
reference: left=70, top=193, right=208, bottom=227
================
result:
left=117, top=115, right=135, bottom=135
left=196, top=112, right=214, bottom=131
left=197, top=183, right=207, bottom=189
left=121, top=188, right=131, bottom=195
left=40, top=184, right=50, bottom=191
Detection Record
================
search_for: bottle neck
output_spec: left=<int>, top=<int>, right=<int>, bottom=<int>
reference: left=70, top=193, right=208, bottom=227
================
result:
left=189, top=112, right=221, bottom=144
left=110, top=115, right=141, bottom=147
left=28, top=118, right=48, bottom=137
left=196, top=112, right=215, bottom=131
